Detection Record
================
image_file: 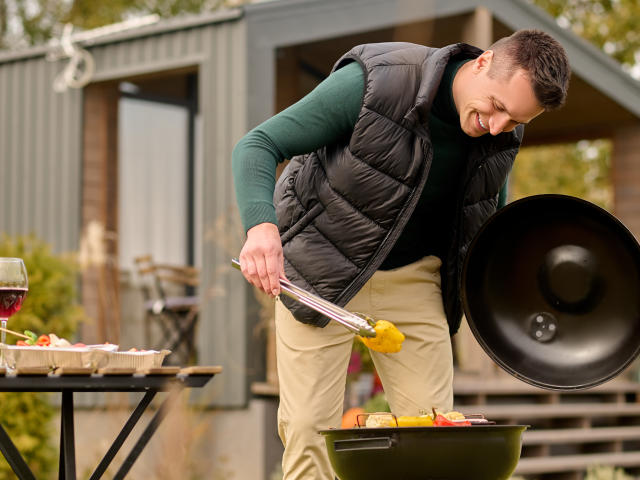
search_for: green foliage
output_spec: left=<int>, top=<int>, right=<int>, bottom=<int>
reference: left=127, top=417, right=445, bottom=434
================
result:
left=511, top=2, right=626, bottom=213
left=510, top=465, right=633, bottom=480
left=0, top=234, right=86, bottom=340
left=1, top=0, right=242, bottom=49
left=0, top=391, right=57, bottom=479
left=363, top=392, right=390, bottom=413
left=0, top=235, right=87, bottom=479
left=511, top=140, right=612, bottom=210
left=585, top=464, right=633, bottom=480
left=532, top=0, right=640, bottom=68
left=63, top=0, right=228, bottom=30
left=15, top=0, right=70, bottom=47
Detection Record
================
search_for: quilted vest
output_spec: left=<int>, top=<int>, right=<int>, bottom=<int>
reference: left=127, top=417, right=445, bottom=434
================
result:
left=274, top=42, right=523, bottom=335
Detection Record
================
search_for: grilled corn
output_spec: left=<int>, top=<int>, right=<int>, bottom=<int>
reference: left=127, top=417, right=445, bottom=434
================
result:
left=396, top=415, right=434, bottom=427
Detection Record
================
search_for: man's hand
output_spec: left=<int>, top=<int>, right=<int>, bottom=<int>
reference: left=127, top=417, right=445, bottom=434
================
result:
left=238, top=223, right=285, bottom=297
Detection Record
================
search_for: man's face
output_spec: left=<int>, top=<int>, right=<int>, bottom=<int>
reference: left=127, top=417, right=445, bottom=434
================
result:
left=454, top=50, right=545, bottom=138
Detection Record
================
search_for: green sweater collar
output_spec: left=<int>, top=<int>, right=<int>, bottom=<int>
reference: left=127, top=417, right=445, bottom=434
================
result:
left=431, top=58, right=472, bottom=126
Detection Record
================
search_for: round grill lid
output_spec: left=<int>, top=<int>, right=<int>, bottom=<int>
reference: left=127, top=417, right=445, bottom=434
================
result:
left=461, top=194, right=640, bottom=390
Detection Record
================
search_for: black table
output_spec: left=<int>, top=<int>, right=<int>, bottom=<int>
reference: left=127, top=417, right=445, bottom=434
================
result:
left=0, top=366, right=221, bottom=480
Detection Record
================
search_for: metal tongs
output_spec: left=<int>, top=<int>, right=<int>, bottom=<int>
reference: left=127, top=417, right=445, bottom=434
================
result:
left=231, top=259, right=376, bottom=337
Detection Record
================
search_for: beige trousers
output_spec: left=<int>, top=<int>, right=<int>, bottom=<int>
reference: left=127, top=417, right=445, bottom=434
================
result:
left=275, top=256, right=454, bottom=480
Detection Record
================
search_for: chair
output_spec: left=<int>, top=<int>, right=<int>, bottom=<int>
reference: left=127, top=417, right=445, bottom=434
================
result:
left=134, top=255, right=200, bottom=365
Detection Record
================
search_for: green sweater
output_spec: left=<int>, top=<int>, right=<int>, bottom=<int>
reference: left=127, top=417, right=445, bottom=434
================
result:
left=232, top=60, right=508, bottom=267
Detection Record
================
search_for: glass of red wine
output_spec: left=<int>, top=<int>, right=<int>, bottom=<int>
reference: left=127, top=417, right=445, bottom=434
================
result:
left=0, top=258, right=28, bottom=348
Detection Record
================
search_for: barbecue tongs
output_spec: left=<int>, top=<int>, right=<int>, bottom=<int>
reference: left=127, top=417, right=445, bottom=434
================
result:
left=231, top=259, right=376, bottom=337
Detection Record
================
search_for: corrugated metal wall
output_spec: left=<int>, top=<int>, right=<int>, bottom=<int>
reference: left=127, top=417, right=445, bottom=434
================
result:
left=89, top=14, right=250, bottom=407
left=0, top=55, right=83, bottom=253
left=0, top=11, right=251, bottom=407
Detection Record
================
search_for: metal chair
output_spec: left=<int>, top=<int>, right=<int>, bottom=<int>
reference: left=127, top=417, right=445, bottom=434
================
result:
left=134, top=255, right=200, bottom=365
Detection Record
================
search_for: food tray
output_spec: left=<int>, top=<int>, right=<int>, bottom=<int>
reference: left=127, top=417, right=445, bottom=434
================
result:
left=102, top=350, right=171, bottom=369
left=86, top=344, right=120, bottom=352
left=0, top=344, right=109, bottom=370
left=0, top=345, right=170, bottom=371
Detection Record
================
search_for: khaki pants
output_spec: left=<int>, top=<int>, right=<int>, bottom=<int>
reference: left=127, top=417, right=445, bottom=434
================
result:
left=275, top=256, right=454, bottom=480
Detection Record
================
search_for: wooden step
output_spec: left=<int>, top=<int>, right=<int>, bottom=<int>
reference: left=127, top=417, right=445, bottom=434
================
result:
left=459, top=403, right=640, bottom=420
left=515, top=451, right=640, bottom=475
left=523, top=426, right=640, bottom=445
left=453, top=376, right=640, bottom=395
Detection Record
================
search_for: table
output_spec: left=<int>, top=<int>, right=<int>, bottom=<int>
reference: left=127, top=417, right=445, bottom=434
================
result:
left=0, top=365, right=222, bottom=480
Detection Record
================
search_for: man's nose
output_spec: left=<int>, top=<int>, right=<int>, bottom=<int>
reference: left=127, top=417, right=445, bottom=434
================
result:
left=489, top=113, right=510, bottom=135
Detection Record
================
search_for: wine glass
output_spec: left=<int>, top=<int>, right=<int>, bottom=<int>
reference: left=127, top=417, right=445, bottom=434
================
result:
left=0, top=258, right=28, bottom=346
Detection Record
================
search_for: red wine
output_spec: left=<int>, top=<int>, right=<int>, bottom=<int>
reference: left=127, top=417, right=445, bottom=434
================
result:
left=0, top=288, right=27, bottom=318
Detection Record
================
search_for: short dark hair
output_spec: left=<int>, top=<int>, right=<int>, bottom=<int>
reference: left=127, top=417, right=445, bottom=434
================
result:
left=489, top=29, right=571, bottom=111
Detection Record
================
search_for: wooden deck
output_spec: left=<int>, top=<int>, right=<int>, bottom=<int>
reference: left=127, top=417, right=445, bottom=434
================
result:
left=453, top=373, right=640, bottom=480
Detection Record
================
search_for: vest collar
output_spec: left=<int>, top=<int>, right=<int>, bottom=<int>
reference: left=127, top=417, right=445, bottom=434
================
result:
left=407, top=43, right=484, bottom=126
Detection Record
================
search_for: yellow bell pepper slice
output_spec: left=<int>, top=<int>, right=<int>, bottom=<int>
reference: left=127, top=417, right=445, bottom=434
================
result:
left=359, top=319, right=405, bottom=353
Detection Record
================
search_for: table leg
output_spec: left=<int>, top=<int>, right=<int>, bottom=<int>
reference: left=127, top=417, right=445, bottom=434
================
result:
left=112, top=386, right=183, bottom=480
left=0, top=422, right=36, bottom=480
left=59, top=390, right=76, bottom=480
left=88, top=391, right=156, bottom=480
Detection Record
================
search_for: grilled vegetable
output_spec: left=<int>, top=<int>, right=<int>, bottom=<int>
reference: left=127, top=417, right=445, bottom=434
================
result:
left=365, top=413, right=396, bottom=428
left=444, top=411, right=467, bottom=421
left=432, top=408, right=471, bottom=426
left=24, top=330, right=38, bottom=346
left=359, top=320, right=405, bottom=353
left=396, top=415, right=434, bottom=427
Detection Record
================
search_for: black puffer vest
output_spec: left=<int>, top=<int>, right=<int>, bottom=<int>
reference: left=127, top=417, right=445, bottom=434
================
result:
left=274, top=42, right=523, bottom=335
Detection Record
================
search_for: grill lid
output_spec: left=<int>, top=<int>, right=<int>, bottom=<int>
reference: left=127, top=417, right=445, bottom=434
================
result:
left=461, top=194, right=640, bottom=390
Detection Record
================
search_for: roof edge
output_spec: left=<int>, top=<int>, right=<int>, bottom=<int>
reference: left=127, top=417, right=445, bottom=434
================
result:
left=0, top=7, right=243, bottom=64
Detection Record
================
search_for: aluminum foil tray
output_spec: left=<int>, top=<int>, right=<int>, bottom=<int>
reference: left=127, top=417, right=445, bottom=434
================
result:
left=0, top=345, right=170, bottom=371
left=103, top=350, right=171, bottom=369
left=0, top=344, right=109, bottom=370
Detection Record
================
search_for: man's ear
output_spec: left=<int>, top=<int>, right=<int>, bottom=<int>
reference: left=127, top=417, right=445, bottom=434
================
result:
left=473, top=49, right=494, bottom=73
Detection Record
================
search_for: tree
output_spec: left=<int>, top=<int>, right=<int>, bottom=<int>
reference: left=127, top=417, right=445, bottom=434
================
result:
left=510, top=0, right=640, bottom=209
left=532, top=0, right=640, bottom=69
left=510, top=140, right=612, bottom=209
left=0, top=0, right=235, bottom=50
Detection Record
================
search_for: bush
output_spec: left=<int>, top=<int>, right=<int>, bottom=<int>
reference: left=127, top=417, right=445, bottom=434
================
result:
left=585, top=465, right=633, bottom=480
left=0, top=235, right=88, bottom=479
left=1, top=235, right=86, bottom=340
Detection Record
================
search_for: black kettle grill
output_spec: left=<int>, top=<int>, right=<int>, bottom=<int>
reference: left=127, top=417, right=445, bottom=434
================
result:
left=462, top=194, right=640, bottom=390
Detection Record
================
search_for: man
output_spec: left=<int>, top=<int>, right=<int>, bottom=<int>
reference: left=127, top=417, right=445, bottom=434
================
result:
left=233, top=29, right=570, bottom=479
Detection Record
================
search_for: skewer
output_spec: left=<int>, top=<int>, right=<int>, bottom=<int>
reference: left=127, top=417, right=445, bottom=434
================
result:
left=0, top=327, right=30, bottom=340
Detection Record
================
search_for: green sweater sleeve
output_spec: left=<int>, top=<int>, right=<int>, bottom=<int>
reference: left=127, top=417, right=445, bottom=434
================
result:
left=232, top=61, right=364, bottom=233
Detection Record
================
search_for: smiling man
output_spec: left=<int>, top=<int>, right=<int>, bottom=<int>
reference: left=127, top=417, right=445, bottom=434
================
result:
left=232, top=29, right=570, bottom=480
left=453, top=35, right=557, bottom=137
